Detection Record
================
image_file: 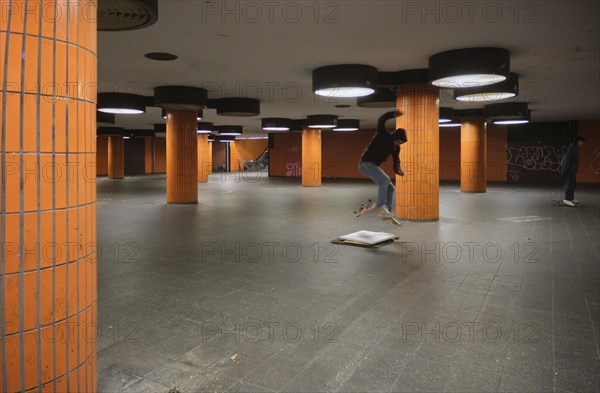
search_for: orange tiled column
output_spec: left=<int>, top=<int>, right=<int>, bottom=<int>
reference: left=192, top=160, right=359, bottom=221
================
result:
left=145, top=137, right=154, bottom=174
left=461, top=116, right=487, bottom=192
left=0, top=1, right=98, bottom=392
left=395, top=83, right=440, bottom=220
left=229, top=140, right=240, bottom=172
left=208, top=140, right=213, bottom=174
left=197, top=134, right=210, bottom=182
left=108, top=135, right=124, bottom=179
left=302, top=128, right=321, bottom=186
left=166, top=110, right=198, bottom=203
left=96, top=135, right=109, bottom=176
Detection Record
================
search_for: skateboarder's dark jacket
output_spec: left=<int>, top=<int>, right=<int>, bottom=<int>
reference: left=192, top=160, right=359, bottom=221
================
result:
left=561, top=143, right=580, bottom=175
left=360, top=111, right=407, bottom=173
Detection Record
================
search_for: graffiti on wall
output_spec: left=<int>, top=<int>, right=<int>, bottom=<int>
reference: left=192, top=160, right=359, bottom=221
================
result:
left=507, top=144, right=567, bottom=173
left=591, top=148, right=600, bottom=175
left=286, top=162, right=302, bottom=177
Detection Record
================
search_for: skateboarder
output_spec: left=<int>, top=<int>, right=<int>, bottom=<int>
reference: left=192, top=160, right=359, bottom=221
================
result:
left=358, top=110, right=407, bottom=216
left=561, top=135, right=585, bottom=206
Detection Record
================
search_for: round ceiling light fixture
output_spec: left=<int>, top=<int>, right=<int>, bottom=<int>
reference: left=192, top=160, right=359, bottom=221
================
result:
left=429, top=47, right=510, bottom=88
left=485, top=102, right=530, bottom=125
left=98, top=0, right=159, bottom=31
left=197, top=122, right=213, bottom=134
left=439, top=120, right=461, bottom=128
left=313, top=64, right=378, bottom=98
left=162, top=108, right=203, bottom=120
left=125, top=129, right=156, bottom=138
left=216, top=135, right=236, bottom=143
left=216, top=98, right=260, bottom=117
left=357, top=88, right=396, bottom=108
left=154, top=86, right=208, bottom=111
left=215, top=125, right=243, bottom=136
left=307, top=114, right=338, bottom=129
left=262, top=118, right=291, bottom=132
left=454, top=73, right=519, bottom=102
left=97, top=126, right=124, bottom=136
left=98, top=93, right=149, bottom=114
left=439, top=107, right=454, bottom=124
left=333, top=119, right=360, bottom=132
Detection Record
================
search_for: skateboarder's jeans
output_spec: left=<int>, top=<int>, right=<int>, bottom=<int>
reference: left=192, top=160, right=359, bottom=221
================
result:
left=359, top=161, right=394, bottom=211
left=563, top=172, right=576, bottom=200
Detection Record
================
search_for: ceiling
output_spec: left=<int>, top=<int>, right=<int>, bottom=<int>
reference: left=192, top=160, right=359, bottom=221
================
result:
left=98, top=0, right=600, bottom=137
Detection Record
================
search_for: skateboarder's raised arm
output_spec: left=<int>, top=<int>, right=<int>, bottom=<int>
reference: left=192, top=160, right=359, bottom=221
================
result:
left=377, top=111, right=402, bottom=134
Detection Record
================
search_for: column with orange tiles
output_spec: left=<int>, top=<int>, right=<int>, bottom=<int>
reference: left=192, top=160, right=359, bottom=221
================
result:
left=395, top=82, right=440, bottom=221
left=0, top=1, right=97, bottom=392
left=145, top=137, right=154, bottom=174
left=108, top=135, right=124, bottom=179
left=197, top=134, right=210, bottom=182
left=166, top=110, right=198, bottom=203
left=229, top=140, right=240, bottom=172
left=96, top=135, right=108, bottom=176
left=461, top=116, right=487, bottom=192
left=208, top=139, right=213, bottom=175
left=302, top=128, right=321, bottom=187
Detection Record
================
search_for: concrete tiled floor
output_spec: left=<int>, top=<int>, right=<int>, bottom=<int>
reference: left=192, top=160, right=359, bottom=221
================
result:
left=97, top=173, right=600, bottom=393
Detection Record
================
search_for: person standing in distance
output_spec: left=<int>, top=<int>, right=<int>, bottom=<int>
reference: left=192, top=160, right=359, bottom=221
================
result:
left=562, top=135, right=586, bottom=206
left=359, top=110, right=407, bottom=216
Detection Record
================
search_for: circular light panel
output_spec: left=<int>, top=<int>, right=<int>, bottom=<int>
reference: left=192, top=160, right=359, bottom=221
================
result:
left=456, top=92, right=516, bottom=102
left=98, top=108, right=144, bottom=115
left=439, top=122, right=461, bottom=128
left=494, top=119, right=529, bottom=125
left=315, top=87, right=375, bottom=98
left=432, top=74, right=506, bottom=88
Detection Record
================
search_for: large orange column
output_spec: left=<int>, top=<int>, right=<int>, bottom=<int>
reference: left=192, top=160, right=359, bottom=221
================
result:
left=395, top=83, right=440, bottom=221
left=229, top=140, right=240, bottom=172
left=302, top=128, right=322, bottom=186
left=1, top=1, right=97, bottom=392
left=145, top=137, right=155, bottom=174
left=96, top=135, right=109, bottom=176
left=208, top=140, right=213, bottom=174
left=166, top=110, right=198, bottom=203
left=461, top=116, right=487, bottom=192
left=197, top=134, right=210, bottom=182
left=108, top=136, right=124, bottom=179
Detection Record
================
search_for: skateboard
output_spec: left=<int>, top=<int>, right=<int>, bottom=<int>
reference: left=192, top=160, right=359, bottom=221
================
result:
left=382, top=216, right=402, bottom=226
left=354, top=200, right=402, bottom=226
left=553, top=199, right=582, bottom=207
left=354, top=199, right=376, bottom=217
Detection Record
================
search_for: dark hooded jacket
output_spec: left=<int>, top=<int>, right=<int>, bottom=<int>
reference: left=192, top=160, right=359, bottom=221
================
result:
left=360, top=111, right=407, bottom=172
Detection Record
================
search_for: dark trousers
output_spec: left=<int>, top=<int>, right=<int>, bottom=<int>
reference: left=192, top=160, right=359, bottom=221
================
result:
left=564, top=173, right=577, bottom=201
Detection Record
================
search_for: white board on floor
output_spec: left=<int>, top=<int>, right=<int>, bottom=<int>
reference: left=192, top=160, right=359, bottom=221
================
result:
left=338, top=230, right=397, bottom=246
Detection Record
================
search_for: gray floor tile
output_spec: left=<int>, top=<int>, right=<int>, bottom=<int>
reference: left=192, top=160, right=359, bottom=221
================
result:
left=391, top=357, right=453, bottom=392
left=96, top=176, right=600, bottom=393
left=243, top=363, right=302, bottom=391
left=339, top=366, right=399, bottom=392
left=116, top=378, right=170, bottom=393
left=98, top=366, right=141, bottom=393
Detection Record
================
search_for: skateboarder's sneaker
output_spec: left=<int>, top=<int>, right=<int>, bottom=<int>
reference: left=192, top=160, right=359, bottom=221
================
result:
left=382, top=216, right=402, bottom=226
left=563, top=199, right=576, bottom=206
left=376, top=206, right=392, bottom=217
left=573, top=199, right=580, bottom=205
